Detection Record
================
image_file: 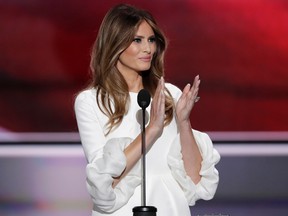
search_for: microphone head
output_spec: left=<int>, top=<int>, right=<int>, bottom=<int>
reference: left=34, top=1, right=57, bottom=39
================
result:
left=137, top=89, right=151, bottom=109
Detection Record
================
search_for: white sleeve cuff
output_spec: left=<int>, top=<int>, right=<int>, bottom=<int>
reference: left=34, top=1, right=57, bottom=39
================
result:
left=86, top=137, right=141, bottom=213
left=167, top=129, right=220, bottom=206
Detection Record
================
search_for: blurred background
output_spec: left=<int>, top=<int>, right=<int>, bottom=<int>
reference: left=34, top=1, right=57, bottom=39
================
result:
left=0, top=0, right=288, bottom=215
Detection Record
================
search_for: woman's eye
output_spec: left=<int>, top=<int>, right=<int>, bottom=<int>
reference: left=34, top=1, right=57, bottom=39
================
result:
left=133, top=38, right=142, bottom=43
left=149, top=37, right=156, bottom=43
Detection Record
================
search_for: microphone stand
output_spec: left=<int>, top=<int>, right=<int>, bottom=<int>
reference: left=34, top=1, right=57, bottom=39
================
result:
left=133, top=90, right=157, bottom=216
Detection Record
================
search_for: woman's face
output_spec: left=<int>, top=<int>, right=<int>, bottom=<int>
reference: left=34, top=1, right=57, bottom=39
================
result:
left=117, top=21, right=156, bottom=75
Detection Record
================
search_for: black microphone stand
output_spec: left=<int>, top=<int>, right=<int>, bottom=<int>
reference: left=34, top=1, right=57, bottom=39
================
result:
left=133, top=90, right=157, bottom=216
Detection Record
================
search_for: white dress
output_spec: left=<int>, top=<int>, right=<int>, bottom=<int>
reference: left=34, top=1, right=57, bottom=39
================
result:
left=74, top=83, right=220, bottom=216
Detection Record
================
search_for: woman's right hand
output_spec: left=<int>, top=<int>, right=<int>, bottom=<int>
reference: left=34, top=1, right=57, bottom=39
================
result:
left=147, top=77, right=165, bottom=140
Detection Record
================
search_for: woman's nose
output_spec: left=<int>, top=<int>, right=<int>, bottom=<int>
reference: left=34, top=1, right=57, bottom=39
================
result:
left=143, top=41, right=151, bottom=53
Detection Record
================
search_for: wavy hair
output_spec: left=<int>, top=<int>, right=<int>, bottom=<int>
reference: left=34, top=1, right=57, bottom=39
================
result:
left=89, top=4, right=174, bottom=134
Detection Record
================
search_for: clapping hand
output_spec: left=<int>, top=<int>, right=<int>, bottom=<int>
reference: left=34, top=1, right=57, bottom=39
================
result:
left=176, top=75, right=201, bottom=124
left=147, top=77, right=165, bottom=138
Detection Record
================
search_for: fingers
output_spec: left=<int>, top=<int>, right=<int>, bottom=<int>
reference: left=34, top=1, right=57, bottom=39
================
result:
left=157, top=77, right=165, bottom=95
left=176, top=75, right=201, bottom=122
left=151, top=77, right=165, bottom=115
left=192, top=75, right=200, bottom=94
left=156, top=77, right=165, bottom=113
left=148, top=77, right=165, bottom=135
left=183, top=75, right=200, bottom=98
left=182, top=83, right=191, bottom=95
left=193, top=75, right=201, bottom=102
left=189, top=75, right=201, bottom=101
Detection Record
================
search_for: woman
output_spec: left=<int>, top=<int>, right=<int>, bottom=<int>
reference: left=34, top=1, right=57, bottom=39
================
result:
left=74, top=4, right=220, bottom=216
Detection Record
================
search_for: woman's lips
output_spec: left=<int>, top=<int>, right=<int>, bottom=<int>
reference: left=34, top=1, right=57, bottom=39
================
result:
left=139, top=56, right=152, bottom=62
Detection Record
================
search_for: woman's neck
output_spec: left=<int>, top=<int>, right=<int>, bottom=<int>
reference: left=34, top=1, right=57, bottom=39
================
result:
left=121, top=71, right=143, bottom=93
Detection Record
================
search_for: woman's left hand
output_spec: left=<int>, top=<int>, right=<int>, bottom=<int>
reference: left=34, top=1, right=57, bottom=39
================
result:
left=176, top=75, right=201, bottom=123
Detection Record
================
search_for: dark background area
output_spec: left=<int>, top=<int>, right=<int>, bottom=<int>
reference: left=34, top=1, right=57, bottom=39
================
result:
left=1, top=0, right=288, bottom=132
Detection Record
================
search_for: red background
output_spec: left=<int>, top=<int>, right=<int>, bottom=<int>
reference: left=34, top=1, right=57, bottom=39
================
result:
left=0, top=0, right=287, bottom=132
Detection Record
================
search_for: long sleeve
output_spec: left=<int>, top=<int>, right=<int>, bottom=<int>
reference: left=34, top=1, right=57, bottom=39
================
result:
left=74, top=90, right=141, bottom=213
left=86, top=138, right=141, bottom=213
left=167, top=129, right=220, bottom=206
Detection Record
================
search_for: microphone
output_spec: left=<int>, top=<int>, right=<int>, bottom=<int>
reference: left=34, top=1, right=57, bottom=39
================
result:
left=133, top=89, right=157, bottom=216
left=137, top=89, right=151, bottom=109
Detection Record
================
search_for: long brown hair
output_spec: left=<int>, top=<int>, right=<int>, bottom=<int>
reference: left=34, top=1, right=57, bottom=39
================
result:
left=89, top=4, right=174, bottom=134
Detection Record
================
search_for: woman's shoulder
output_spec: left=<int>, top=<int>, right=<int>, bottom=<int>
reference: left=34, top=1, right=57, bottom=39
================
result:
left=76, top=88, right=96, bottom=99
left=74, top=88, right=97, bottom=108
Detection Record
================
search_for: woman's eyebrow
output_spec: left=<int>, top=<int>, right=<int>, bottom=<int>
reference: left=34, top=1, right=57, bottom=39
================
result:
left=134, top=34, right=155, bottom=38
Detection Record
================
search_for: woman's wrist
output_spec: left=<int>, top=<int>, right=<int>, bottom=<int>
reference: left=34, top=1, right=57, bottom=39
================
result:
left=177, top=119, right=192, bottom=131
left=146, top=124, right=162, bottom=144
